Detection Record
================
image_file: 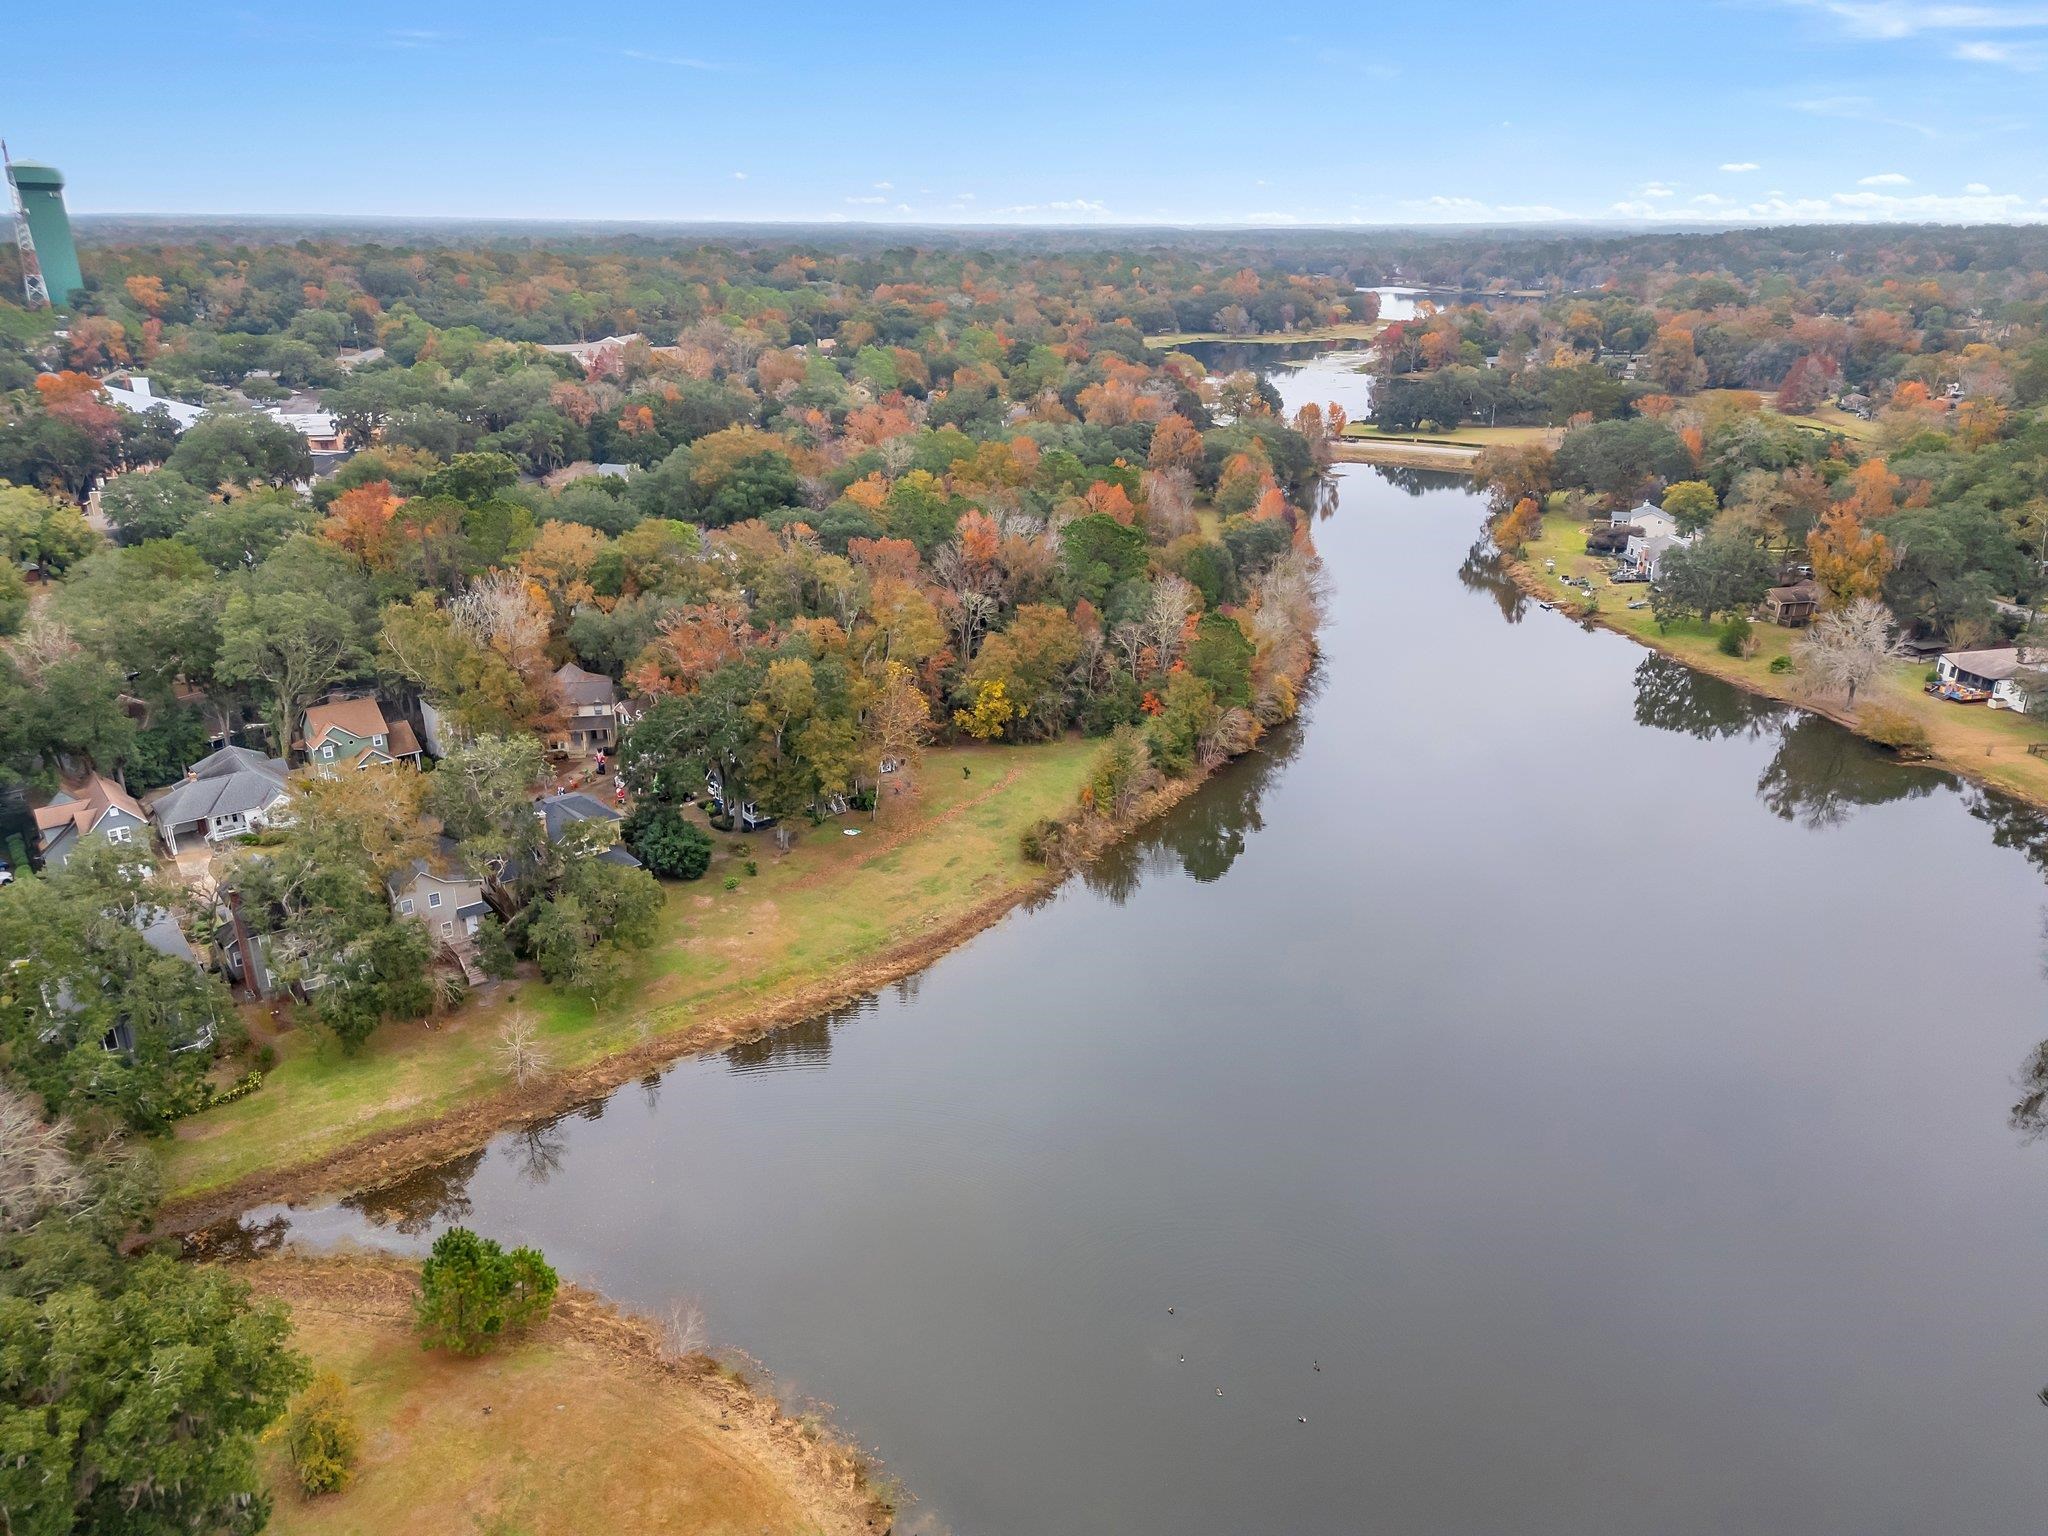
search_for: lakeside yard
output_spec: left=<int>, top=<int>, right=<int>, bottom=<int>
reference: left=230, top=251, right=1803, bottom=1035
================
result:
left=1513, top=514, right=2048, bottom=805
left=250, top=1256, right=884, bottom=1536
left=1341, top=422, right=1560, bottom=448
left=1145, top=321, right=1389, bottom=347
left=165, top=740, right=1095, bottom=1202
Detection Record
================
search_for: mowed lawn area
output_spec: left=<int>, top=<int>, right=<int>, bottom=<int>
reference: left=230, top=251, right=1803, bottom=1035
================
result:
left=165, top=740, right=1096, bottom=1200
left=1516, top=515, right=2048, bottom=802
left=1341, top=422, right=1560, bottom=448
left=253, top=1258, right=879, bottom=1536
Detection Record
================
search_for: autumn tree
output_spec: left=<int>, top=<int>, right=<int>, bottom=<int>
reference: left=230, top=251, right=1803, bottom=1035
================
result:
left=1794, top=597, right=1892, bottom=706
left=1806, top=505, right=1891, bottom=603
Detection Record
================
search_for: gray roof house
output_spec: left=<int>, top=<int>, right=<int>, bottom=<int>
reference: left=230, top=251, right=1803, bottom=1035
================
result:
left=536, top=791, right=642, bottom=868
left=549, top=662, right=619, bottom=752
left=148, top=745, right=292, bottom=854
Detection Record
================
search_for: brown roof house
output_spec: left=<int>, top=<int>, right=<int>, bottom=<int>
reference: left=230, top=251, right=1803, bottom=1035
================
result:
left=300, top=695, right=421, bottom=771
left=34, top=773, right=150, bottom=870
left=548, top=662, right=619, bottom=752
left=1760, top=578, right=1822, bottom=626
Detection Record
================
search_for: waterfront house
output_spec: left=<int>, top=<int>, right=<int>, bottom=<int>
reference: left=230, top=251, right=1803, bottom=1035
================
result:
left=387, top=836, right=491, bottom=946
left=300, top=695, right=422, bottom=770
left=1629, top=532, right=1691, bottom=581
left=147, top=745, right=291, bottom=853
left=33, top=774, right=150, bottom=870
left=1614, top=503, right=1681, bottom=541
left=1934, top=646, right=2025, bottom=701
left=1760, top=579, right=1822, bottom=627
left=549, top=662, right=619, bottom=753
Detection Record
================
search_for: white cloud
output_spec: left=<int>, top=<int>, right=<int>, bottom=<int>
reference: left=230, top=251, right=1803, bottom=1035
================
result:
left=731, top=171, right=747, bottom=181
left=1793, top=95, right=1939, bottom=137
left=1639, top=181, right=1678, bottom=198
left=1784, top=2, right=2048, bottom=39
left=619, top=48, right=722, bottom=69
left=1952, top=35, right=2048, bottom=59
left=989, top=198, right=1111, bottom=219
left=873, top=181, right=894, bottom=191
left=1721, top=162, right=1762, bottom=172
left=843, top=195, right=887, bottom=205
left=1395, top=195, right=1568, bottom=222
left=1966, top=180, right=1994, bottom=191
left=1858, top=171, right=1913, bottom=184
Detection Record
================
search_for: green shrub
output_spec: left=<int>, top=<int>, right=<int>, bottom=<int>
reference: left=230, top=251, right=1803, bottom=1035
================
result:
left=279, top=1370, right=362, bottom=1496
left=621, top=802, right=713, bottom=880
left=415, top=1227, right=559, bottom=1356
left=743, top=860, right=758, bottom=877
left=723, top=875, right=740, bottom=892
left=1769, top=654, right=1793, bottom=674
left=1717, top=614, right=1753, bottom=657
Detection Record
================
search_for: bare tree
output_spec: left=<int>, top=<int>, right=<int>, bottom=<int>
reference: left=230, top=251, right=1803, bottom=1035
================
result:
left=451, top=571, right=550, bottom=669
left=661, top=1299, right=710, bottom=1361
left=1795, top=597, right=1892, bottom=707
left=1143, top=574, right=1198, bottom=667
left=498, top=1017, right=551, bottom=1086
left=0, top=1086, right=87, bottom=1233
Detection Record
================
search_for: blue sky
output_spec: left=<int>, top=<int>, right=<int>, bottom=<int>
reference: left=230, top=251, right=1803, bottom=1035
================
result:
left=18, top=1, right=2048, bottom=224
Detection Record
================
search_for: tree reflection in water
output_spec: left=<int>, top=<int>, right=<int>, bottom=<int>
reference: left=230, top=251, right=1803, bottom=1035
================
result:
left=1631, top=654, right=1786, bottom=741
left=1082, top=712, right=1305, bottom=904
left=336, top=1148, right=487, bottom=1236
left=725, top=1002, right=864, bottom=1076
left=1457, top=539, right=1527, bottom=625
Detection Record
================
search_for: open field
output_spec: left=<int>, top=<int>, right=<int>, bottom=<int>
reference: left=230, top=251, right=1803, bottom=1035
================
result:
left=250, top=1255, right=886, bottom=1536
left=1145, top=321, right=1389, bottom=348
left=165, top=740, right=1096, bottom=1205
left=1341, top=422, right=1560, bottom=448
left=1512, top=515, right=2048, bottom=806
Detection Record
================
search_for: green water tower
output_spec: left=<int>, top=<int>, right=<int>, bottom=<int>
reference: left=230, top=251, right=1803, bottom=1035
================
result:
left=7, top=159, right=83, bottom=308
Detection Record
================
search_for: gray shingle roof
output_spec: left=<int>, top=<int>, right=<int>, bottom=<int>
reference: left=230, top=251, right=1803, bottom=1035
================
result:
left=150, top=746, right=290, bottom=828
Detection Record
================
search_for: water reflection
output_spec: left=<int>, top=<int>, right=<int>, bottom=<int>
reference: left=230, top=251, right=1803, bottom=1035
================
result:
left=1084, top=715, right=1304, bottom=901
left=338, top=1148, right=487, bottom=1235
left=726, top=1003, right=861, bottom=1075
left=1631, top=654, right=1786, bottom=742
left=1457, top=539, right=1527, bottom=624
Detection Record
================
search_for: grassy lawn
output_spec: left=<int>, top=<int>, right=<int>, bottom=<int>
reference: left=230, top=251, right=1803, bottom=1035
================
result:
left=1145, top=321, right=1388, bottom=348
left=1515, top=515, right=2048, bottom=801
left=253, top=1257, right=878, bottom=1536
left=1341, top=423, right=1560, bottom=448
left=165, top=740, right=1096, bottom=1200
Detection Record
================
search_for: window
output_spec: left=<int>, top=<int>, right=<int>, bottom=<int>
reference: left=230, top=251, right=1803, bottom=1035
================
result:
left=400, top=898, right=415, bottom=915
left=105, top=826, right=130, bottom=844
left=428, top=892, right=442, bottom=908
left=321, top=745, right=333, bottom=759
left=374, top=734, right=385, bottom=747
left=440, top=920, right=452, bottom=935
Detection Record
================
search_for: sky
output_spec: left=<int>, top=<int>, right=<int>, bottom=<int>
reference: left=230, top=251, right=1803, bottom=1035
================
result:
left=14, top=1, right=2048, bottom=226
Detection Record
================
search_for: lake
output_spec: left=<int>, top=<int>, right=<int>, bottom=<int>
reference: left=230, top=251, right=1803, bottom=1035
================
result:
left=223, top=351, right=2048, bottom=1534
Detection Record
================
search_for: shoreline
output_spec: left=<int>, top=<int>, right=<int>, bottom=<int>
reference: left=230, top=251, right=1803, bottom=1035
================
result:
left=162, top=766, right=1219, bottom=1237
left=241, top=1252, right=895, bottom=1535
left=1497, top=542, right=2048, bottom=816
left=1330, top=439, right=1482, bottom=471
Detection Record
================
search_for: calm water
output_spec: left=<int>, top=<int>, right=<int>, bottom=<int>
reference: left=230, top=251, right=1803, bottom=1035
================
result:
left=223, top=356, right=2048, bottom=1534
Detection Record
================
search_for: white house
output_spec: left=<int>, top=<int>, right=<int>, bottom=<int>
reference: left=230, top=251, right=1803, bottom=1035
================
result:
left=1935, top=646, right=2023, bottom=699
left=1613, top=502, right=1681, bottom=542
left=100, top=375, right=206, bottom=432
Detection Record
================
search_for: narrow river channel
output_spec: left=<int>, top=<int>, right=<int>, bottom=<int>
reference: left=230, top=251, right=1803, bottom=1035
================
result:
left=224, top=350, right=2048, bottom=1534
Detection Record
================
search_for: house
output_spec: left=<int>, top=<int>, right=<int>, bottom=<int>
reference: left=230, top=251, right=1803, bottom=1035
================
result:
left=1934, top=646, right=2024, bottom=701
left=147, top=745, right=292, bottom=853
left=549, top=662, right=619, bottom=752
left=300, top=696, right=422, bottom=770
left=1629, top=532, right=1690, bottom=581
left=387, top=837, right=491, bottom=946
left=1613, top=502, right=1681, bottom=541
left=263, top=398, right=347, bottom=453
left=535, top=791, right=642, bottom=868
left=1760, top=578, right=1822, bottom=626
left=99, top=374, right=206, bottom=432
left=33, top=774, right=150, bottom=870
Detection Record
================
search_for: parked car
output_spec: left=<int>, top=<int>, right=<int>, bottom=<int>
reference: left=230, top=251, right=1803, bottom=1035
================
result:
left=0, top=859, right=12, bottom=886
